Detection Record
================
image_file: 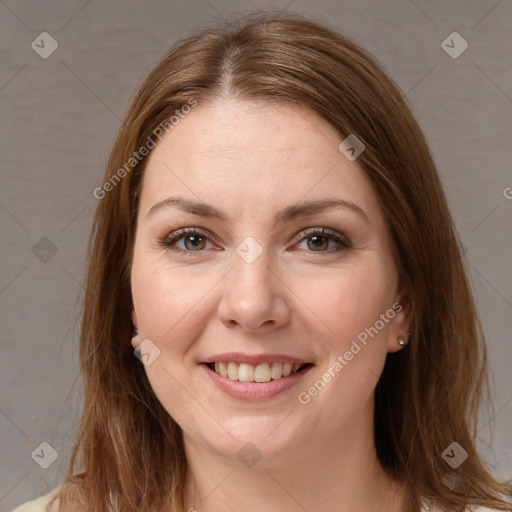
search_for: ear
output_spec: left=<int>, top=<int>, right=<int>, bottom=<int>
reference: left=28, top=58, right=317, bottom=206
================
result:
left=130, top=306, right=141, bottom=349
left=131, top=306, right=138, bottom=331
left=387, top=293, right=413, bottom=354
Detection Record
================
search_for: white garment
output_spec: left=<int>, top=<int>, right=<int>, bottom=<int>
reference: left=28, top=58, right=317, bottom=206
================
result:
left=10, top=486, right=60, bottom=512
left=10, top=487, right=510, bottom=512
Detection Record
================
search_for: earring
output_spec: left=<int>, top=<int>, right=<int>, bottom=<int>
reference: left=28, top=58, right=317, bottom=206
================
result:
left=398, top=333, right=410, bottom=346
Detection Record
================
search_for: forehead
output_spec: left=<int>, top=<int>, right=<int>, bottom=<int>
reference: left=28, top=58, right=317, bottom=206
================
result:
left=138, top=99, right=383, bottom=227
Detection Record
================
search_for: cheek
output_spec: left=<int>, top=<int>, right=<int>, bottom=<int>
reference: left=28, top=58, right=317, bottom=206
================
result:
left=292, top=263, right=396, bottom=428
left=297, top=260, right=395, bottom=404
left=144, top=362, right=213, bottom=442
left=131, top=255, right=217, bottom=429
left=131, top=250, right=216, bottom=340
left=295, top=259, right=395, bottom=342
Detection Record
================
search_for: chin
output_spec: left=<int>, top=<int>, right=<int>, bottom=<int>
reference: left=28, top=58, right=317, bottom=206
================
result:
left=199, top=419, right=310, bottom=468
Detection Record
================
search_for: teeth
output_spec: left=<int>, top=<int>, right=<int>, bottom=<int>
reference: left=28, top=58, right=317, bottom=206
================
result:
left=218, top=362, right=228, bottom=377
left=227, top=362, right=239, bottom=380
left=271, top=362, right=283, bottom=379
left=254, top=363, right=271, bottom=383
left=238, top=363, right=254, bottom=382
left=210, top=361, right=306, bottom=382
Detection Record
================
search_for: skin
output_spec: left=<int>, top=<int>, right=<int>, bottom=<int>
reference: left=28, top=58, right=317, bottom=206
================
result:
left=130, top=98, right=412, bottom=512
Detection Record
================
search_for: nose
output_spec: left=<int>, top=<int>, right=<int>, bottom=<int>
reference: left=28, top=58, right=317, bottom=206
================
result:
left=217, top=251, right=291, bottom=333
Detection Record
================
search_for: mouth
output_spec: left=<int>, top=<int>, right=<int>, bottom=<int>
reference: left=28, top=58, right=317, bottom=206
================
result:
left=201, top=360, right=314, bottom=400
left=204, top=361, right=313, bottom=383
left=199, top=352, right=315, bottom=399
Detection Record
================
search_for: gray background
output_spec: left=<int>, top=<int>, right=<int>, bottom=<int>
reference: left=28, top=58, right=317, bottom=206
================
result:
left=0, top=0, right=511, bottom=509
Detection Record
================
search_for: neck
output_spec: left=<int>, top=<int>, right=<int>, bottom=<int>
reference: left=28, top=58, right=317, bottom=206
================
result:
left=182, top=401, right=405, bottom=512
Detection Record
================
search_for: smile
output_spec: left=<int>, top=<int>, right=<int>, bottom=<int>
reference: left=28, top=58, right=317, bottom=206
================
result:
left=206, top=361, right=310, bottom=382
left=201, top=359, right=314, bottom=400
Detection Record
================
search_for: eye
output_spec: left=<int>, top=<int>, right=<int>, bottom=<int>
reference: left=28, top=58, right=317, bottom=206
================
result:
left=294, top=228, right=350, bottom=253
left=160, top=228, right=217, bottom=253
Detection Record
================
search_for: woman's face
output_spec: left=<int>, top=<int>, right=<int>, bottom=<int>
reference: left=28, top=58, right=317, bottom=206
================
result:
left=130, top=99, right=410, bottom=465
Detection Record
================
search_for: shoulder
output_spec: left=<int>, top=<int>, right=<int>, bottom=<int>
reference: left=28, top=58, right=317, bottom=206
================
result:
left=10, top=486, right=61, bottom=512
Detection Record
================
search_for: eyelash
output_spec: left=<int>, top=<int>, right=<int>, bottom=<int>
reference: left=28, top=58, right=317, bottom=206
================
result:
left=159, top=227, right=351, bottom=255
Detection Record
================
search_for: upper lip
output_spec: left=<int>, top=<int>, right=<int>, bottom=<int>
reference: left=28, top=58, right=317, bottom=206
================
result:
left=199, top=352, right=313, bottom=365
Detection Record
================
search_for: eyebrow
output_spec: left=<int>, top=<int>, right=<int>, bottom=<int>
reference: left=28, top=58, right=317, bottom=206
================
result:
left=145, top=196, right=369, bottom=227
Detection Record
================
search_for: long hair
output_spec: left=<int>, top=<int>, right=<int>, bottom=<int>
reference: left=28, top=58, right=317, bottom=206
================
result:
left=52, top=12, right=512, bottom=512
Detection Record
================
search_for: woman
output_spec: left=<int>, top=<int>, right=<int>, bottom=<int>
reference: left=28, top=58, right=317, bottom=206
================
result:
left=13, top=12, right=511, bottom=512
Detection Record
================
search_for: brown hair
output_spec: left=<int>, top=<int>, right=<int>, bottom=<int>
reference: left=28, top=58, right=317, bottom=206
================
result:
left=52, top=12, right=511, bottom=512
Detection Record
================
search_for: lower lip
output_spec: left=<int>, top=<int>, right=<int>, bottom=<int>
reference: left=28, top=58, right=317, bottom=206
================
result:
left=201, top=363, right=313, bottom=400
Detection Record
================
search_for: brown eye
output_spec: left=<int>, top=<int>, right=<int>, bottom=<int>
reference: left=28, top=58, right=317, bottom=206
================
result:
left=184, top=235, right=206, bottom=251
left=295, top=228, right=351, bottom=253
left=161, top=228, right=215, bottom=253
left=306, top=235, right=330, bottom=251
